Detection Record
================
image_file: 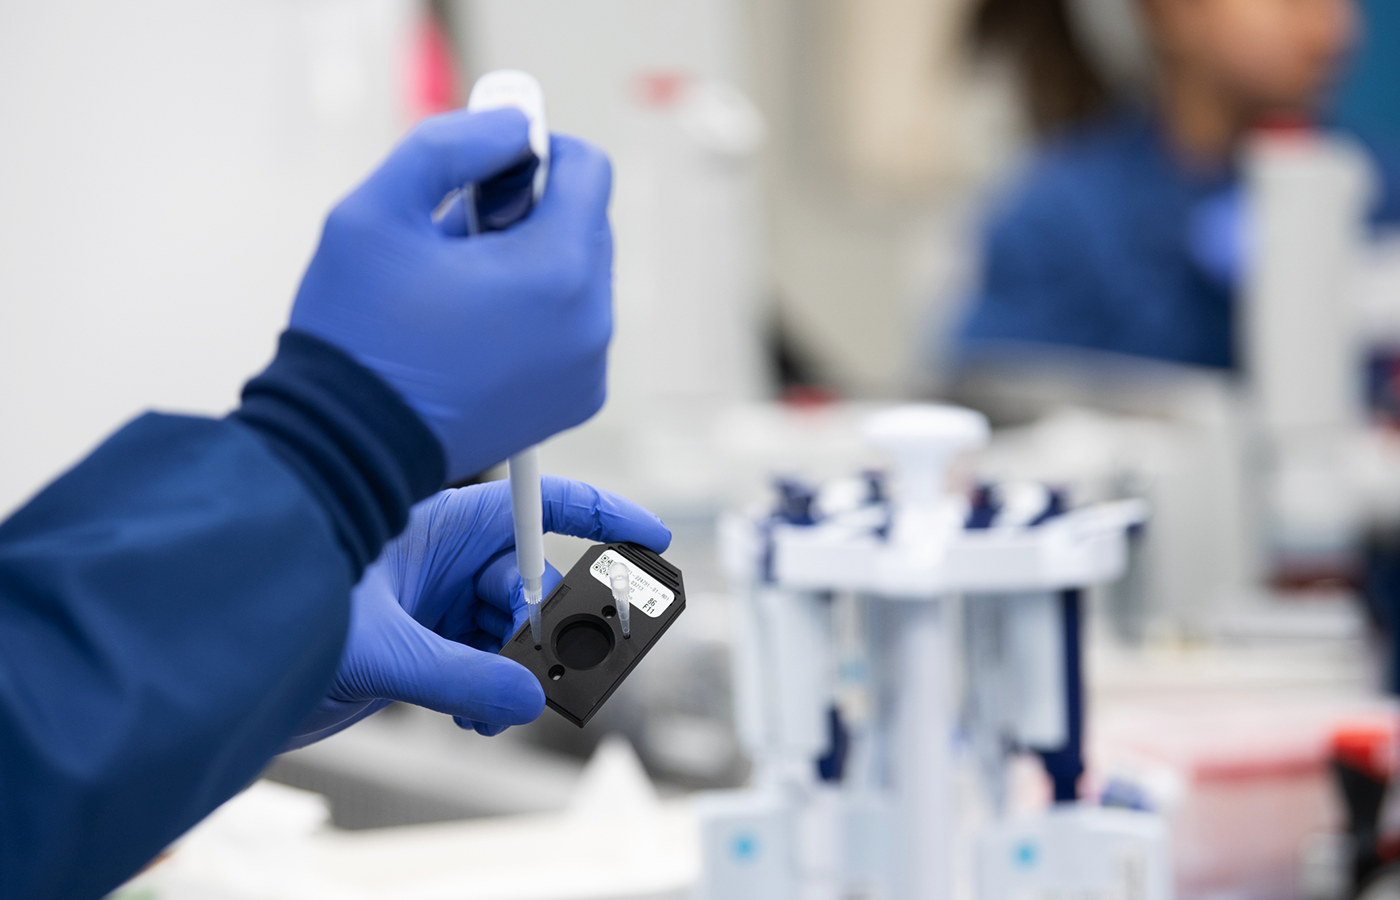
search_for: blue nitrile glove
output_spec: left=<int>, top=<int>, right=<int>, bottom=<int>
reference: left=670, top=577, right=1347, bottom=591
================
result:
left=288, top=476, right=671, bottom=746
left=288, top=107, right=615, bottom=483
left=1188, top=184, right=1249, bottom=289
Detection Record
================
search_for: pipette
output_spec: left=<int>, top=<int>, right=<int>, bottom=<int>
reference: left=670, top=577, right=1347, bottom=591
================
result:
left=508, top=450, right=545, bottom=647
left=609, top=559, right=632, bottom=639
left=464, top=70, right=551, bottom=647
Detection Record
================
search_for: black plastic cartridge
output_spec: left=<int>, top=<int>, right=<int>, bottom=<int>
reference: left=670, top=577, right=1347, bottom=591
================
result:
left=499, top=541, right=685, bottom=728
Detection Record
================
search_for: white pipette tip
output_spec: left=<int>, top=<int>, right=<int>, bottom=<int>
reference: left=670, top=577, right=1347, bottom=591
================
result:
left=524, top=576, right=544, bottom=648
left=609, top=560, right=631, bottom=639
left=509, top=448, right=546, bottom=650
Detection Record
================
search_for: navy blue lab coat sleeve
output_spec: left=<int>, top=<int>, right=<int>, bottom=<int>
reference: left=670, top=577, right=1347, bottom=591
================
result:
left=0, top=330, right=444, bottom=900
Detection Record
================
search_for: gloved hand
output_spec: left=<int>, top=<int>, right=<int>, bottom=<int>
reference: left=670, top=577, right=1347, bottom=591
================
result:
left=1188, top=184, right=1248, bottom=289
left=289, top=476, right=671, bottom=747
left=289, top=107, right=615, bottom=483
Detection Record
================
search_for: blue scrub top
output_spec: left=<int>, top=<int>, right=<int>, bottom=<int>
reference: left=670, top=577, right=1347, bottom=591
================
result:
left=956, top=111, right=1400, bottom=371
left=0, top=331, right=444, bottom=899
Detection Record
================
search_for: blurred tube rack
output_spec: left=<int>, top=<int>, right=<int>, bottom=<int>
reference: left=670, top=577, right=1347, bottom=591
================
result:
left=701, top=404, right=1169, bottom=900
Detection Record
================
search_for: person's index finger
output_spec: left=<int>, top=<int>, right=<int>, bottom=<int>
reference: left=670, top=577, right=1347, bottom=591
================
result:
left=540, top=476, right=671, bottom=552
left=517, top=134, right=613, bottom=238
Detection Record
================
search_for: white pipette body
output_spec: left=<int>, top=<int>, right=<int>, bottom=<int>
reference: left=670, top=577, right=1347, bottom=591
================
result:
left=609, top=559, right=632, bottom=639
left=465, top=70, right=551, bottom=648
left=464, top=70, right=549, bottom=200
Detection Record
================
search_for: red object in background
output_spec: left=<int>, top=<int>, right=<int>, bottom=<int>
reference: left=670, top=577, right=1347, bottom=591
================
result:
left=408, top=6, right=458, bottom=120
left=633, top=71, right=691, bottom=109
left=781, top=384, right=840, bottom=409
left=1331, top=720, right=1397, bottom=782
left=1252, top=112, right=1317, bottom=137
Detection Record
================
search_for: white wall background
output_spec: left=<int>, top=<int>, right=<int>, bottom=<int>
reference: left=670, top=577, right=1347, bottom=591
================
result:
left=0, top=1, right=415, bottom=515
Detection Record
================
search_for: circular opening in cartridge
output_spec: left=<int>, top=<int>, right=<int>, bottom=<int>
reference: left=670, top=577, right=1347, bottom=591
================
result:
left=553, top=615, right=615, bottom=671
left=602, top=606, right=616, bottom=619
left=548, top=665, right=565, bottom=681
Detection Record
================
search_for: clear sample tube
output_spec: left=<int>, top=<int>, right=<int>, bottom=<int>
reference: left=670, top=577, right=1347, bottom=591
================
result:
left=610, top=559, right=632, bottom=638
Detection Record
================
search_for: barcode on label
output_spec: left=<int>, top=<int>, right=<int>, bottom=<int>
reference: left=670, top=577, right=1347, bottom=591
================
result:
left=589, top=550, right=675, bottom=618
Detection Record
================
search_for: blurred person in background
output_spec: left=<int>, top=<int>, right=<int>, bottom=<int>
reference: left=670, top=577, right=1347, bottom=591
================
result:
left=952, top=0, right=1400, bottom=412
left=0, top=108, right=672, bottom=899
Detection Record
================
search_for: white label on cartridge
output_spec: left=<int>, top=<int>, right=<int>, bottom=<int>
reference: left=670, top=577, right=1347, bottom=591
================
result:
left=589, top=550, right=675, bottom=618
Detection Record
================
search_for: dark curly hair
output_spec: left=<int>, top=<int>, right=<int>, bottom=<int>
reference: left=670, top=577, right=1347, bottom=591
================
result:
left=968, top=0, right=1113, bottom=137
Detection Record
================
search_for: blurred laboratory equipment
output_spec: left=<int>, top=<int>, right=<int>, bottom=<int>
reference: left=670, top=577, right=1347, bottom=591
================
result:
left=944, top=0, right=1400, bottom=653
left=1329, top=720, right=1397, bottom=897
left=1237, top=123, right=1400, bottom=692
left=1243, top=125, right=1376, bottom=589
left=702, top=403, right=1165, bottom=900
left=1087, top=662, right=1397, bottom=900
left=972, top=375, right=1255, bottom=642
left=957, top=120, right=1400, bottom=648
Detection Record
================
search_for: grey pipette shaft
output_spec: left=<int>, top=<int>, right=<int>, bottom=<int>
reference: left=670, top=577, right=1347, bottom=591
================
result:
left=508, top=449, right=545, bottom=647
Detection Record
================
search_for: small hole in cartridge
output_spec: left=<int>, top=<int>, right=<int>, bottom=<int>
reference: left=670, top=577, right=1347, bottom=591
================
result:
left=602, top=606, right=616, bottom=618
left=548, top=665, right=565, bottom=681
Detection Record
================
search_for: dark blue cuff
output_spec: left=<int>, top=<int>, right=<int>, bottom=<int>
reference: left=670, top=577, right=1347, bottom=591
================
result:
left=229, top=330, right=446, bottom=574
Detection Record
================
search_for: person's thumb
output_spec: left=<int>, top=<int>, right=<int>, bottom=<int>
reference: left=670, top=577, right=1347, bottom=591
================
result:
left=364, top=615, right=546, bottom=725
